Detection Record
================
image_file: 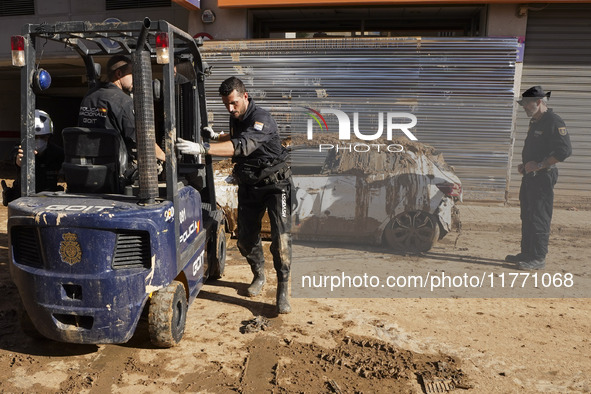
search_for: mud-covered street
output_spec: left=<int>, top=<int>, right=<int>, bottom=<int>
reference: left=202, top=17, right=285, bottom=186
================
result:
left=1, top=202, right=590, bottom=393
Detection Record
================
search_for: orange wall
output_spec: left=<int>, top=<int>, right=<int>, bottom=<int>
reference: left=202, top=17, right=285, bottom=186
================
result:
left=217, top=0, right=591, bottom=6
left=172, top=0, right=200, bottom=10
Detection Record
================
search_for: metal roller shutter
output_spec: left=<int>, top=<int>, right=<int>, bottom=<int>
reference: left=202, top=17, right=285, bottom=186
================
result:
left=513, top=4, right=591, bottom=205
left=202, top=37, right=518, bottom=200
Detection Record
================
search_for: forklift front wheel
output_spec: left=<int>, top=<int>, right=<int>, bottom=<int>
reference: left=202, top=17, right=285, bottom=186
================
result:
left=207, top=219, right=227, bottom=280
left=148, top=280, right=187, bottom=348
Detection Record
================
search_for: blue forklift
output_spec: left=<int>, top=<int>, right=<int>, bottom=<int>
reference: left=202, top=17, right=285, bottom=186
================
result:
left=7, top=18, right=226, bottom=347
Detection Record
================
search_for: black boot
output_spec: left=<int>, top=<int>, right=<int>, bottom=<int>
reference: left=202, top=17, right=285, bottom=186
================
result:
left=276, top=281, right=291, bottom=314
left=505, top=253, right=529, bottom=264
left=247, top=267, right=266, bottom=297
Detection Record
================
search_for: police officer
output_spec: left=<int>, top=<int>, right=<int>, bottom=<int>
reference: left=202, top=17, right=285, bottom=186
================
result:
left=78, top=55, right=165, bottom=162
left=177, top=77, right=292, bottom=314
left=505, top=86, right=572, bottom=270
left=2, top=110, right=64, bottom=205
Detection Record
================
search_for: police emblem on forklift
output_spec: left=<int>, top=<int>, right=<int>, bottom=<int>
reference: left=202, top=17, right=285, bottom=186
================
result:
left=59, top=233, right=82, bottom=265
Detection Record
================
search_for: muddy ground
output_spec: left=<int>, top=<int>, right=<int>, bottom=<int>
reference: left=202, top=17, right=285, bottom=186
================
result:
left=0, top=198, right=590, bottom=393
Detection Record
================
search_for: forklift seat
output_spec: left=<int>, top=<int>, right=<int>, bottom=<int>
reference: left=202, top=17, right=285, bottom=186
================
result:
left=62, top=127, right=129, bottom=194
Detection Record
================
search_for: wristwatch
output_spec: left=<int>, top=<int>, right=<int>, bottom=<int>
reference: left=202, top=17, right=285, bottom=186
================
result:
left=203, top=142, right=210, bottom=154
left=537, top=162, right=543, bottom=170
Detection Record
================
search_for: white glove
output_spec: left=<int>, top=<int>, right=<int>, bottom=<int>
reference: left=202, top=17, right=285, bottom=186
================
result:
left=177, top=138, right=207, bottom=155
left=203, top=126, right=221, bottom=141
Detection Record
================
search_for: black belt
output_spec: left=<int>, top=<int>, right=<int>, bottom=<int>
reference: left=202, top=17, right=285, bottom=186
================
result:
left=254, top=166, right=292, bottom=186
left=525, top=164, right=556, bottom=177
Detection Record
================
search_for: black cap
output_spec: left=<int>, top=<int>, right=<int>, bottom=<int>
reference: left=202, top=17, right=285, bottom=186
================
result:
left=517, top=85, right=551, bottom=105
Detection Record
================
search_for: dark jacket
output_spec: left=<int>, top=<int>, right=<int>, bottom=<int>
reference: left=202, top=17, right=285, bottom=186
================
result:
left=229, top=98, right=288, bottom=185
left=522, top=109, right=572, bottom=163
left=229, top=98, right=286, bottom=167
left=78, top=82, right=137, bottom=157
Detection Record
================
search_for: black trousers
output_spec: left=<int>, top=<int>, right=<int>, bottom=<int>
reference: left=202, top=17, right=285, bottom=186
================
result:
left=236, top=179, right=292, bottom=282
left=519, top=168, right=558, bottom=261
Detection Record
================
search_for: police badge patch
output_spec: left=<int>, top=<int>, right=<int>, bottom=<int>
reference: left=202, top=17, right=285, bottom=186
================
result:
left=59, top=232, right=82, bottom=265
left=254, top=121, right=264, bottom=131
left=558, top=127, right=567, bottom=136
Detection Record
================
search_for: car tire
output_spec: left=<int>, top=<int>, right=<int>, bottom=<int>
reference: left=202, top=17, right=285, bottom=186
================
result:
left=383, top=210, right=440, bottom=253
left=207, top=219, right=227, bottom=281
left=148, top=280, right=187, bottom=348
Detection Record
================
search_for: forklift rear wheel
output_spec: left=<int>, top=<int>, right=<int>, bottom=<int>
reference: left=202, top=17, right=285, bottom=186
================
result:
left=148, top=280, right=187, bottom=348
left=207, top=219, right=227, bottom=280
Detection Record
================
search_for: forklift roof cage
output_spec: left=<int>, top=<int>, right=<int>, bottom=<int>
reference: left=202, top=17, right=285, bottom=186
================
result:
left=14, top=17, right=215, bottom=207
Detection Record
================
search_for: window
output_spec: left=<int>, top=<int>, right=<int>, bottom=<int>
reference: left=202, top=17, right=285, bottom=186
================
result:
left=0, top=0, right=34, bottom=16
left=251, top=6, right=484, bottom=39
left=106, top=0, right=171, bottom=10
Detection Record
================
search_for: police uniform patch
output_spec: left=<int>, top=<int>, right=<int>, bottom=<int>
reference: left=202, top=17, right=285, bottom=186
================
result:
left=254, top=121, right=264, bottom=131
left=558, top=127, right=567, bottom=136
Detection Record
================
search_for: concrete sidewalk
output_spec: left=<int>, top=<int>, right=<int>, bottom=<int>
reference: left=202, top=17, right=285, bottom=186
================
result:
left=459, top=202, right=591, bottom=236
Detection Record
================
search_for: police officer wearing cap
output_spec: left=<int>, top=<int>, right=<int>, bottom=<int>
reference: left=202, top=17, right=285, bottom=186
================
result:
left=176, top=76, right=292, bottom=314
left=505, top=86, right=572, bottom=270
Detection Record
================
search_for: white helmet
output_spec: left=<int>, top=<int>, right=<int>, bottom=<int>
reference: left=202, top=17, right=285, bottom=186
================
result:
left=35, top=109, right=53, bottom=136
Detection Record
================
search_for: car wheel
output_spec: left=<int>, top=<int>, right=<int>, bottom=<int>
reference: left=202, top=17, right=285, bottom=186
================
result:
left=207, top=219, right=227, bottom=280
left=148, top=280, right=187, bottom=348
left=383, top=210, right=440, bottom=253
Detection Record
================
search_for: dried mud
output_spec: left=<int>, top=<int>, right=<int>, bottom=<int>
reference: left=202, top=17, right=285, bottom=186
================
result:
left=0, top=205, right=468, bottom=393
left=0, top=202, right=591, bottom=394
left=240, top=333, right=468, bottom=393
left=2, top=177, right=590, bottom=394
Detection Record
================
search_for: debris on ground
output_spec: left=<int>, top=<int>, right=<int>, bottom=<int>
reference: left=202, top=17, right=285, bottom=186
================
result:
left=240, top=316, right=271, bottom=334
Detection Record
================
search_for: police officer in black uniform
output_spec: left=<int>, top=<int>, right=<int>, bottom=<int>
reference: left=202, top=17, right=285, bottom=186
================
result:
left=505, top=86, right=572, bottom=270
left=2, top=110, right=64, bottom=205
left=78, top=55, right=165, bottom=162
left=177, top=76, right=292, bottom=314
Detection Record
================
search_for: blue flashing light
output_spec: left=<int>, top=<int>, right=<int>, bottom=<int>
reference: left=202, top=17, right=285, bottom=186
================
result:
left=37, top=69, right=51, bottom=91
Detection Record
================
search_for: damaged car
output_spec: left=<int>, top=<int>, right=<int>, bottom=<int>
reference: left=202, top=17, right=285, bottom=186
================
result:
left=215, top=138, right=462, bottom=253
